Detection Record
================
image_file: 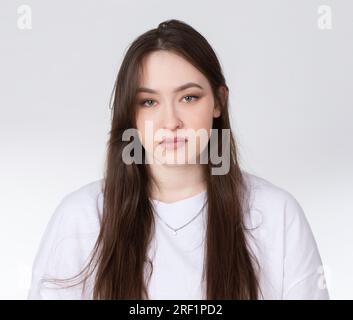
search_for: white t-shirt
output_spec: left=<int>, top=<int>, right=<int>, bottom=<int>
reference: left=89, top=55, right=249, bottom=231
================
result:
left=27, top=171, right=329, bottom=300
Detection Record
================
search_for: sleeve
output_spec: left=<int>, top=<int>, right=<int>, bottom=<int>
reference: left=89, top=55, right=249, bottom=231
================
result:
left=27, top=196, right=88, bottom=300
left=281, top=193, right=330, bottom=300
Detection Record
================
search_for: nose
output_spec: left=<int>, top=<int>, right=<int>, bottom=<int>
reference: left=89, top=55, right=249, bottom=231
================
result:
left=161, top=101, right=183, bottom=130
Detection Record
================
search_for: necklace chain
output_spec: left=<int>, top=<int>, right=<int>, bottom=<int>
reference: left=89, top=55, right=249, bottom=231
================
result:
left=154, top=201, right=207, bottom=236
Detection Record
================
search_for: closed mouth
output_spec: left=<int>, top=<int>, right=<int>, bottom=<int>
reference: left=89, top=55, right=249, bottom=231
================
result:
left=160, top=137, right=188, bottom=144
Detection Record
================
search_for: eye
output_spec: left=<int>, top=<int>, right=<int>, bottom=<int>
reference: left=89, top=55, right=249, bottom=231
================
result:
left=182, top=95, right=199, bottom=103
left=139, top=95, right=199, bottom=108
left=140, top=99, right=156, bottom=107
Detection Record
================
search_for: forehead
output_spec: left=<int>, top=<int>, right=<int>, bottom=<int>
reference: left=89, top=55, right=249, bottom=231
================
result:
left=138, top=50, right=210, bottom=91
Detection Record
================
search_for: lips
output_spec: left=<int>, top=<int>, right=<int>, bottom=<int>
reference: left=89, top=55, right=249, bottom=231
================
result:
left=160, top=136, right=188, bottom=144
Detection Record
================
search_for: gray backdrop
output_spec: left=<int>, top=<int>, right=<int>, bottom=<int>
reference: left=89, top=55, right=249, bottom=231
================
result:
left=0, top=0, right=352, bottom=299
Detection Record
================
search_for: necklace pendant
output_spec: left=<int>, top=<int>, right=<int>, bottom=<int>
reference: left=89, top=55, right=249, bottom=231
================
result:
left=173, top=230, right=178, bottom=236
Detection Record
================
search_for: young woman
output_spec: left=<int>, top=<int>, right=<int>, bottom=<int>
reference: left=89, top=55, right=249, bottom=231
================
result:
left=28, top=19, right=329, bottom=300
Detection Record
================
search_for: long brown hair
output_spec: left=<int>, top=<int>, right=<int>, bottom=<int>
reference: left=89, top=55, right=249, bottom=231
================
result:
left=45, top=19, right=262, bottom=299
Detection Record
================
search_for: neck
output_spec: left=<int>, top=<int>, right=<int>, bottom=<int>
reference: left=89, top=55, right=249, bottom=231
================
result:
left=149, top=163, right=206, bottom=203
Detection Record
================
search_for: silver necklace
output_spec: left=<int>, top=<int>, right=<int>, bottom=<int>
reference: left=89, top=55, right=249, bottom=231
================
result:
left=154, top=201, right=207, bottom=236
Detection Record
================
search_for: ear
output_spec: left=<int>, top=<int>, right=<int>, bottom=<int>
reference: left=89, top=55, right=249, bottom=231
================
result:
left=213, top=85, right=228, bottom=118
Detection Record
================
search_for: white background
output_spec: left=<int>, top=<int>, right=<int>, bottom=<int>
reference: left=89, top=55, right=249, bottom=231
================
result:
left=0, top=0, right=352, bottom=299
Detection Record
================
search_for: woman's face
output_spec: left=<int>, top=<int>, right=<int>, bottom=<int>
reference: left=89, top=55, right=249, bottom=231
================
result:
left=135, top=50, right=222, bottom=165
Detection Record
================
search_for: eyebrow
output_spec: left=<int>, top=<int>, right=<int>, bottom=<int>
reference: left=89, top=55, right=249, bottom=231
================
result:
left=137, top=82, right=204, bottom=94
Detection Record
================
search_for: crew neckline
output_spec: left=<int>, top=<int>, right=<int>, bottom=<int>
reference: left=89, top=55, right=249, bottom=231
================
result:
left=150, top=189, right=207, bottom=206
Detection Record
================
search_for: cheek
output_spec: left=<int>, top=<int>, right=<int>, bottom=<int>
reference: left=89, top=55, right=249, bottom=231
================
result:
left=183, top=111, right=214, bottom=157
left=136, top=115, right=160, bottom=152
left=187, top=106, right=214, bottom=134
left=135, top=116, right=144, bottom=143
left=197, top=112, right=213, bottom=128
left=136, top=118, right=149, bottom=150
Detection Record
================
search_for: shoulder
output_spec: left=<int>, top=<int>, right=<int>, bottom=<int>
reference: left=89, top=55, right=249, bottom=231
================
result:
left=35, top=178, right=105, bottom=260
left=28, top=179, right=105, bottom=299
left=241, top=171, right=328, bottom=299
left=59, top=178, right=104, bottom=210
left=241, top=170, right=307, bottom=231
left=51, top=178, right=105, bottom=238
left=242, top=170, right=297, bottom=205
left=241, top=170, right=302, bottom=215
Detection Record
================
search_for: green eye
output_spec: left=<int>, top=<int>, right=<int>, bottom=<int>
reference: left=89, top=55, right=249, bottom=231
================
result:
left=140, top=95, right=199, bottom=108
left=183, top=95, right=199, bottom=102
left=141, top=99, right=155, bottom=107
